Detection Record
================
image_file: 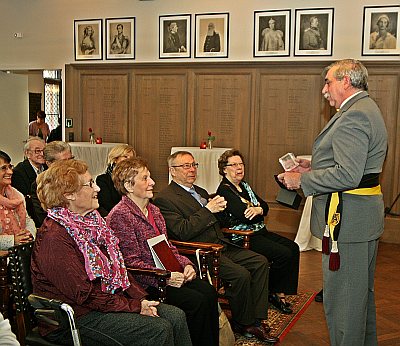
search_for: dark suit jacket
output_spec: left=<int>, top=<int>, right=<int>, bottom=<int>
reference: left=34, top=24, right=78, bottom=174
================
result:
left=12, top=159, right=38, bottom=196
left=154, top=181, right=229, bottom=246
left=96, top=173, right=122, bottom=217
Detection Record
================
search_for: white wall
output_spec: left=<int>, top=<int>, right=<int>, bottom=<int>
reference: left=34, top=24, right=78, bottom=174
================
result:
left=0, top=0, right=398, bottom=71
left=0, top=72, right=28, bottom=163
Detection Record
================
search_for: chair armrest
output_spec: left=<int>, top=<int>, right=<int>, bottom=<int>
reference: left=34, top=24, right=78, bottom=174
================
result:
left=169, top=240, right=223, bottom=290
left=221, top=228, right=254, bottom=249
left=126, top=267, right=170, bottom=303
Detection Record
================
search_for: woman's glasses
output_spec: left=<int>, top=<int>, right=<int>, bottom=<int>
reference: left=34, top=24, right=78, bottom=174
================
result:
left=225, top=163, right=245, bottom=168
left=0, top=164, right=13, bottom=172
left=82, top=179, right=95, bottom=188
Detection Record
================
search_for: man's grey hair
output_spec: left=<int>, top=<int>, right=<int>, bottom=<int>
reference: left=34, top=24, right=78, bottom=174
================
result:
left=325, top=59, right=369, bottom=91
left=23, top=137, right=45, bottom=153
left=44, top=141, right=71, bottom=163
left=167, top=151, right=194, bottom=167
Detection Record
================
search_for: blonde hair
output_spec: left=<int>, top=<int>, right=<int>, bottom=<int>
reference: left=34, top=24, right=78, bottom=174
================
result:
left=107, top=144, right=136, bottom=165
left=37, top=159, right=88, bottom=210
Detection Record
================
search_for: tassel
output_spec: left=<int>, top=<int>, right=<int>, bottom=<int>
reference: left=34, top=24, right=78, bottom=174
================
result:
left=329, top=240, right=340, bottom=271
left=322, top=225, right=330, bottom=255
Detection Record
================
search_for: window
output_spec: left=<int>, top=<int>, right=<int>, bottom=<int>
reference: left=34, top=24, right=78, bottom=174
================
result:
left=43, top=70, right=61, bottom=131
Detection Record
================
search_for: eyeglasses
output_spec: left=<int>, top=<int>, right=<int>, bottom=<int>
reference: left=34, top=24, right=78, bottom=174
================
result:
left=171, top=163, right=199, bottom=170
left=29, top=149, right=44, bottom=155
left=225, top=163, right=245, bottom=168
left=0, top=164, right=13, bottom=172
left=82, top=179, right=96, bottom=188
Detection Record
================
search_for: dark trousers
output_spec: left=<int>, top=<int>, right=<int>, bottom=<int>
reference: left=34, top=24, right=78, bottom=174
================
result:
left=249, top=228, right=300, bottom=295
left=46, top=303, right=191, bottom=346
left=220, top=246, right=270, bottom=325
left=165, top=278, right=219, bottom=346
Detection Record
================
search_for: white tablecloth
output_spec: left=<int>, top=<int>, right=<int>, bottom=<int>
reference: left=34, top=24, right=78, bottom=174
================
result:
left=69, top=142, right=124, bottom=178
left=294, top=197, right=322, bottom=251
left=170, top=147, right=231, bottom=193
left=293, top=155, right=322, bottom=251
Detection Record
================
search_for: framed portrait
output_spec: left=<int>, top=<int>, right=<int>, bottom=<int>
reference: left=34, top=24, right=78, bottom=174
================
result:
left=195, top=13, right=229, bottom=58
left=74, top=19, right=103, bottom=61
left=254, top=9, right=290, bottom=57
left=159, top=14, right=191, bottom=59
left=105, top=17, right=135, bottom=60
left=362, top=6, right=400, bottom=56
left=294, top=8, right=334, bottom=56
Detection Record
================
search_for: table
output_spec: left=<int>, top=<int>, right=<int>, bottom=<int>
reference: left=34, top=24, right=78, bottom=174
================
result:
left=293, top=155, right=322, bottom=251
left=69, top=142, right=125, bottom=178
left=170, top=147, right=231, bottom=193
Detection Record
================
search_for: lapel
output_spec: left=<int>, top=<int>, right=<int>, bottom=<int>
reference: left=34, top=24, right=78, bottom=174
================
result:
left=315, top=91, right=369, bottom=142
left=170, top=181, right=202, bottom=211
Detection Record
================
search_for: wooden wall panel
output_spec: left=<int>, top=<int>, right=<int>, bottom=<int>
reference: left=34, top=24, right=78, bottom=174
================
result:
left=255, top=73, right=323, bottom=202
left=368, top=74, right=399, bottom=212
left=133, top=73, right=188, bottom=190
left=81, top=74, right=129, bottom=143
left=65, top=62, right=400, bottom=235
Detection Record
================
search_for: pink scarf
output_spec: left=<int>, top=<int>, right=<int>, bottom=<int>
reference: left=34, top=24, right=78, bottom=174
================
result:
left=0, top=186, right=26, bottom=235
left=48, top=207, right=130, bottom=293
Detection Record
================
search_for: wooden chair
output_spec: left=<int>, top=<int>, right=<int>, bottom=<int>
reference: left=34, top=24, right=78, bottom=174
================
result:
left=171, top=228, right=254, bottom=291
left=8, top=241, right=81, bottom=346
left=7, top=242, right=171, bottom=345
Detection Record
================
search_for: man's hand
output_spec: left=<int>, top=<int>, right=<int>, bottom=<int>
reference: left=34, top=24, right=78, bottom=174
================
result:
left=167, top=272, right=185, bottom=288
left=206, top=195, right=227, bottom=213
left=277, top=172, right=302, bottom=190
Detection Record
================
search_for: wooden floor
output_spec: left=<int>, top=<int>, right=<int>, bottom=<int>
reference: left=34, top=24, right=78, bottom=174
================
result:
left=280, top=237, right=400, bottom=345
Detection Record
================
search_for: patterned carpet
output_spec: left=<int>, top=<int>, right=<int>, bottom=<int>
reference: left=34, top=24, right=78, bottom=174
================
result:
left=228, top=292, right=316, bottom=345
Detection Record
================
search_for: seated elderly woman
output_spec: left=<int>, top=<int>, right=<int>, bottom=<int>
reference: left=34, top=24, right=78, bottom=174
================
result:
left=107, top=157, right=219, bottom=346
left=216, top=149, right=300, bottom=314
left=0, top=150, right=35, bottom=250
left=96, top=144, right=136, bottom=217
left=32, top=159, right=191, bottom=346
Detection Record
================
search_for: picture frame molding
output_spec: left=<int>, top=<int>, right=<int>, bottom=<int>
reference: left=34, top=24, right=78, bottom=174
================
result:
left=159, top=14, right=191, bottom=59
left=362, top=5, right=400, bottom=56
left=105, top=17, right=136, bottom=60
left=74, top=18, right=103, bottom=61
left=195, top=12, right=230, bottom=58
left=253, top=9, right=291, bottom=58
left=294, top=8, right=334, bottom=57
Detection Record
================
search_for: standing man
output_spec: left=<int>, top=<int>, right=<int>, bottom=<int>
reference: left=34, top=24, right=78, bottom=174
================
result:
left=28, top=110, right=50, bottom=142
left=279, top=59, right=388, bottom=345
left=154, top=151, right=278, bottom=344
left=302, top=16, right=324, bottom=50
left=12, top=137, right=46, bottom=196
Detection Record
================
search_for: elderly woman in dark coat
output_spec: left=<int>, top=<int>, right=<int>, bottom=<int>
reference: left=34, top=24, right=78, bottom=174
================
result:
left=216, top=149, right=300, bottom=314
left=32, top=159, right=191, bottom=346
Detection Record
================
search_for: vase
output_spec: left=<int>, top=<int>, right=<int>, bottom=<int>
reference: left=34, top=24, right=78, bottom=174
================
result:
left=89, top=133, right=95, bottom=144
left=207, top=139, right=213, bottom=149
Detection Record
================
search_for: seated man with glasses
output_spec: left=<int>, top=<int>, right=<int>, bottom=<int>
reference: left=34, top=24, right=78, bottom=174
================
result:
left=11, top=137, right=47, bottom=196
left=30, top=141, right=74, bottom=227
left=154, top=150, right=278, bottom=344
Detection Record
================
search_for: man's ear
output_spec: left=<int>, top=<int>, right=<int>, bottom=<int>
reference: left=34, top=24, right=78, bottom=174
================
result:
left=169, top=166, right=175, bottom=178
left=64, top=192, right=76, bottom=201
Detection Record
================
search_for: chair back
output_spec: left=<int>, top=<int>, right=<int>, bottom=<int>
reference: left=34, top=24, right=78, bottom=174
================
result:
left=8, top=242, right=82, bottom=346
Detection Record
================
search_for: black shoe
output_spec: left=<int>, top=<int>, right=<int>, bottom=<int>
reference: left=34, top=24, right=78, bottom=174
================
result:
left=315, top=289, right=323, bottom=302
left=242, top=324, right=279, bottom=343
left=269, top=294, right=293, bottom=314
